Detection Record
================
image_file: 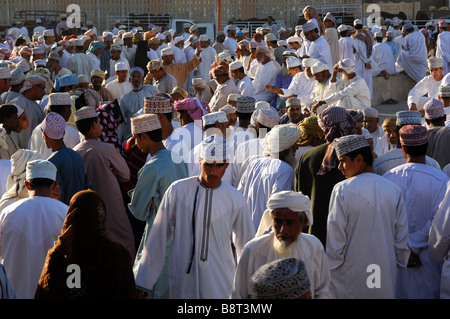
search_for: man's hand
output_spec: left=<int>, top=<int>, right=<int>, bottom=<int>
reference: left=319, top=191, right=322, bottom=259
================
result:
left=136, top=288, right=149, bottom=299
left=364, top=62, right=372, bottom=69
left=311, top=101, right=324, bottom=114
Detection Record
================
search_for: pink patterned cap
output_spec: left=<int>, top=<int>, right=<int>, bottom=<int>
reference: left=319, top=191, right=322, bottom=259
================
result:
left=41, top=112, right=66, bottom=140
left=423, top=98, right=446, bottom=120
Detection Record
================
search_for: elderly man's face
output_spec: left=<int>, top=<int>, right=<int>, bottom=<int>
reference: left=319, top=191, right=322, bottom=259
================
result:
left=272, top=208, right=306, bottom=247
left=130, top=71, right=143, bottom=89
left=162, top=54, right=174, bottom=65
left=363, top=116, right=379, bottom=133
left=313, top=71, right=325, bottom=83
left=384, top=126, right=399, bottom=146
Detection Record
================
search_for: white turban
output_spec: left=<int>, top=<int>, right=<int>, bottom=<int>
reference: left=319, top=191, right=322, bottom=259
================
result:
left=302, top=58, right=320, bottom=68
left=428, top=57, right=443, bottom=69
left=311, top=61, right=328, bottom=74
left=19, top=75, right=46, bottom=94
left=256, top=190, right=313, bottom=236
left=1, top=149, right=44, bottom=204
left=263, top=123, right=301, bottom=155
left=256, top=46, right=275, bottom=61
left=338, top=58, right=356, bottom=74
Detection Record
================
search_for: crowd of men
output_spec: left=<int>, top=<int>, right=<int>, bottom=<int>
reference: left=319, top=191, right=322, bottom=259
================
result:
left=0, top=7, right=449, bottom=300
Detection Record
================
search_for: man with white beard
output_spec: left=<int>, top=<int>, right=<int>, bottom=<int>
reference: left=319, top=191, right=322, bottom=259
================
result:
left=264, top=57, right=315, bottom=105
left=307, top=62, right=337, bottom=115
left=237, top=123, right=301, bottom=230
left=312, top=58, right=371, bottom=112
left=230, top=190, right=332, bottom=299
left=252, top=46, right=278, bottom=102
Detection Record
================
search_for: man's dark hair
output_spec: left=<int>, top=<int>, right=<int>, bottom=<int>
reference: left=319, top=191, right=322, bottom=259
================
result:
left=162, top=112, right=172, bottom=122
left=429, top=115, right=446, bottom=127
left=236, top=112, right=252, bottom=120
left=76, top=117, right=98, bottom=135
left=27, top=178, right=55, bottom=189
left=339, top=30, right=347, bottom=37
left=0, top=104, right=19, bottom=123
left=403, top=142, right=428, bottom=157
left=345, top=145, right=374, bottom=167
left=354, top=24, right=363, bottom=30
left=48, top=104, right=69, bottom=115
left=140, top=128, right=162, bottom=142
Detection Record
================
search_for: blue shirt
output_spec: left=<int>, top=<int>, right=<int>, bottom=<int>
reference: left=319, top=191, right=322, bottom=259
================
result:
left=47, top=146, right=90, bottom=205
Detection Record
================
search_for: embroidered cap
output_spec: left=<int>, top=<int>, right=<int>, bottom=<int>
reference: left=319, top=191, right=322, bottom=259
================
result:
left=423, top=98, right=446, bottom=120
left=131, top=113, right=161, bottom=135
left=74, top=106, right=98, bottom=122
left=26, top=159, right=57, bottom=181
left=399, top=125, right=428, bottom=146
left=236, top=96, right=256, bottom=113
left=144, top=96, right=172, bottom=114
left=334, top=134, right=370, bottom=158
left=202, top=111, right=228, bottom=126
left=41, top=112, right=66, bottom=140
left=396, top=110, right=422, bottom=126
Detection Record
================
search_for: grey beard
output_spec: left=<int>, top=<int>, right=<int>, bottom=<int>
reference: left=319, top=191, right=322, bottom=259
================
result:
left=280, top=65, right=289, bottom=77
left=132, top=83, right=143, bottom=91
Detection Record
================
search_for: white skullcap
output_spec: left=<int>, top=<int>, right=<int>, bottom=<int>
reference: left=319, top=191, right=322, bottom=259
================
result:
left=324, top=12, right=336, bottom=23
left=43, top=29, right=54, bottom=37
left=264, top=33, right=277, bottom=42
left=286, top=97, right=301, bottom=107
left=174, top=36, right=184, bottom=44
left=229, top=60, right=243, bottom=71
left=155, top=33, right=166, bottom=40
left=227, top=93, right=242, bottom=102
left=161, top=47, right=174, bottom=56
left=122, top=32, right=133, bottom=39
left=362, top=107, right=379, bottom=118
left=217, top=51, right=233, bottom=64
left=311, top=61, right=328, bottom=74
left=256, top=190, right=313, bottom=236
left=302, top=21, right=316, bottom=33
left=77, top=75, right=89, bottom=84
left=295, top=25, right=302, bottom=31
left=354, top=19, right=363, bottom=26
left=337, top=24, right=348, bottom=32
left=374, top=32, right=383, bottom=38
left=286, top=36, right=302, bottom=44
left=338, top=58, right=356, bottom=74
left=192, top=77, right=207, bottom=88
left=256, top=46, right=275, bottom=60
left=286, top=57, right=301, bottom=69
left=219, top=104, right=236, bottom=115
left=200, top=134, right=230, bottom=162
left=10, top=68, right=25, bottom=85
left=302, top=58, right=319, bottom=68
left=199, top=34, right=210, bottom=42
left=257, top=108, right=280, bottom=128
left=203, top=111, right=228, bottom=126
left=0, top=67, right=11, bottom=79
left=256, top=101, right=270, bottom=108
left=428, top=57, right=443, bottom=69
left=115, top=61, right=129, bottom=71
left=264, top=123, right=301, bottom=154
left=48, top=92, right=71, bottom=106
left=131, top=113, right=161, bottom=135
left=26, top=159, right=57, bottom=181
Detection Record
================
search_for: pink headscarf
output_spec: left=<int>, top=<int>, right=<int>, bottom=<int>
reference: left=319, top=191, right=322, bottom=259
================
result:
left=174, top=97, right=209, bottom=122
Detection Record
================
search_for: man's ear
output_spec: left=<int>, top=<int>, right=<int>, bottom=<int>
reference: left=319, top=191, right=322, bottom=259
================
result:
left=24, top=180, right=31, bottom=191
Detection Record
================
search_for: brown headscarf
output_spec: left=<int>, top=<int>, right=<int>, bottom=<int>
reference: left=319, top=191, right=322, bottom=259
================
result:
left=35, top=190, right=136, bottom=299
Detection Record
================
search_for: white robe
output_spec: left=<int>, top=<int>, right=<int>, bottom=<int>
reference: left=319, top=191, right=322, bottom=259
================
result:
left=231, top=138, right=266, bottom=187
left=280, top=71, right=315, bottom=104
left=396, top=30, right=429, bottom=83
left=28, top=123, right=82, bottom=159
left=237, top=156, right=294, bottom=230
left=429, top=181, right=450, bottom=298
left=407, top=75, right=442, bottom=108
left=436, top=31, right=450, bottom=75
left=325, top=75, right=371, bottom=110
left=339, top=37, right=356, bottom=62
left=172, top=121, right=204, bottom=151
left=303, top=36, right=333, bottom=71
left=384, top=163, right=449, bottom=299
left=373, top=147, right=441, bottom=175
left=235, top=75, right=255, bottom=98
left=372, top=42, right=397, bottom=75
left=0, top=197, right=68, bottom=299
left=66, top=53, right=94, bottom=81
left=323, top=27, right=340, bottom=66
left=353, top=35, right=373, bottom=99
left=209, top=78, right=238, bottom=112
left=231, top=232, right=332, bottom=299
left=253, top=61, right=278, bottom=102
left=134, top=176, right=255, bottom=298
left=197, top=46, right=216, bottom=82
left=326, top=173, right=410, bottom=299
left=105, top=79, right=132, bottom=102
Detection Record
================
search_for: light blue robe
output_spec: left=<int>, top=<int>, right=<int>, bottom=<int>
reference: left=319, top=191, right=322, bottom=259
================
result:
left=128, top=149, right=188, bottom=299
left=118, top=85, right=160, bottom=142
